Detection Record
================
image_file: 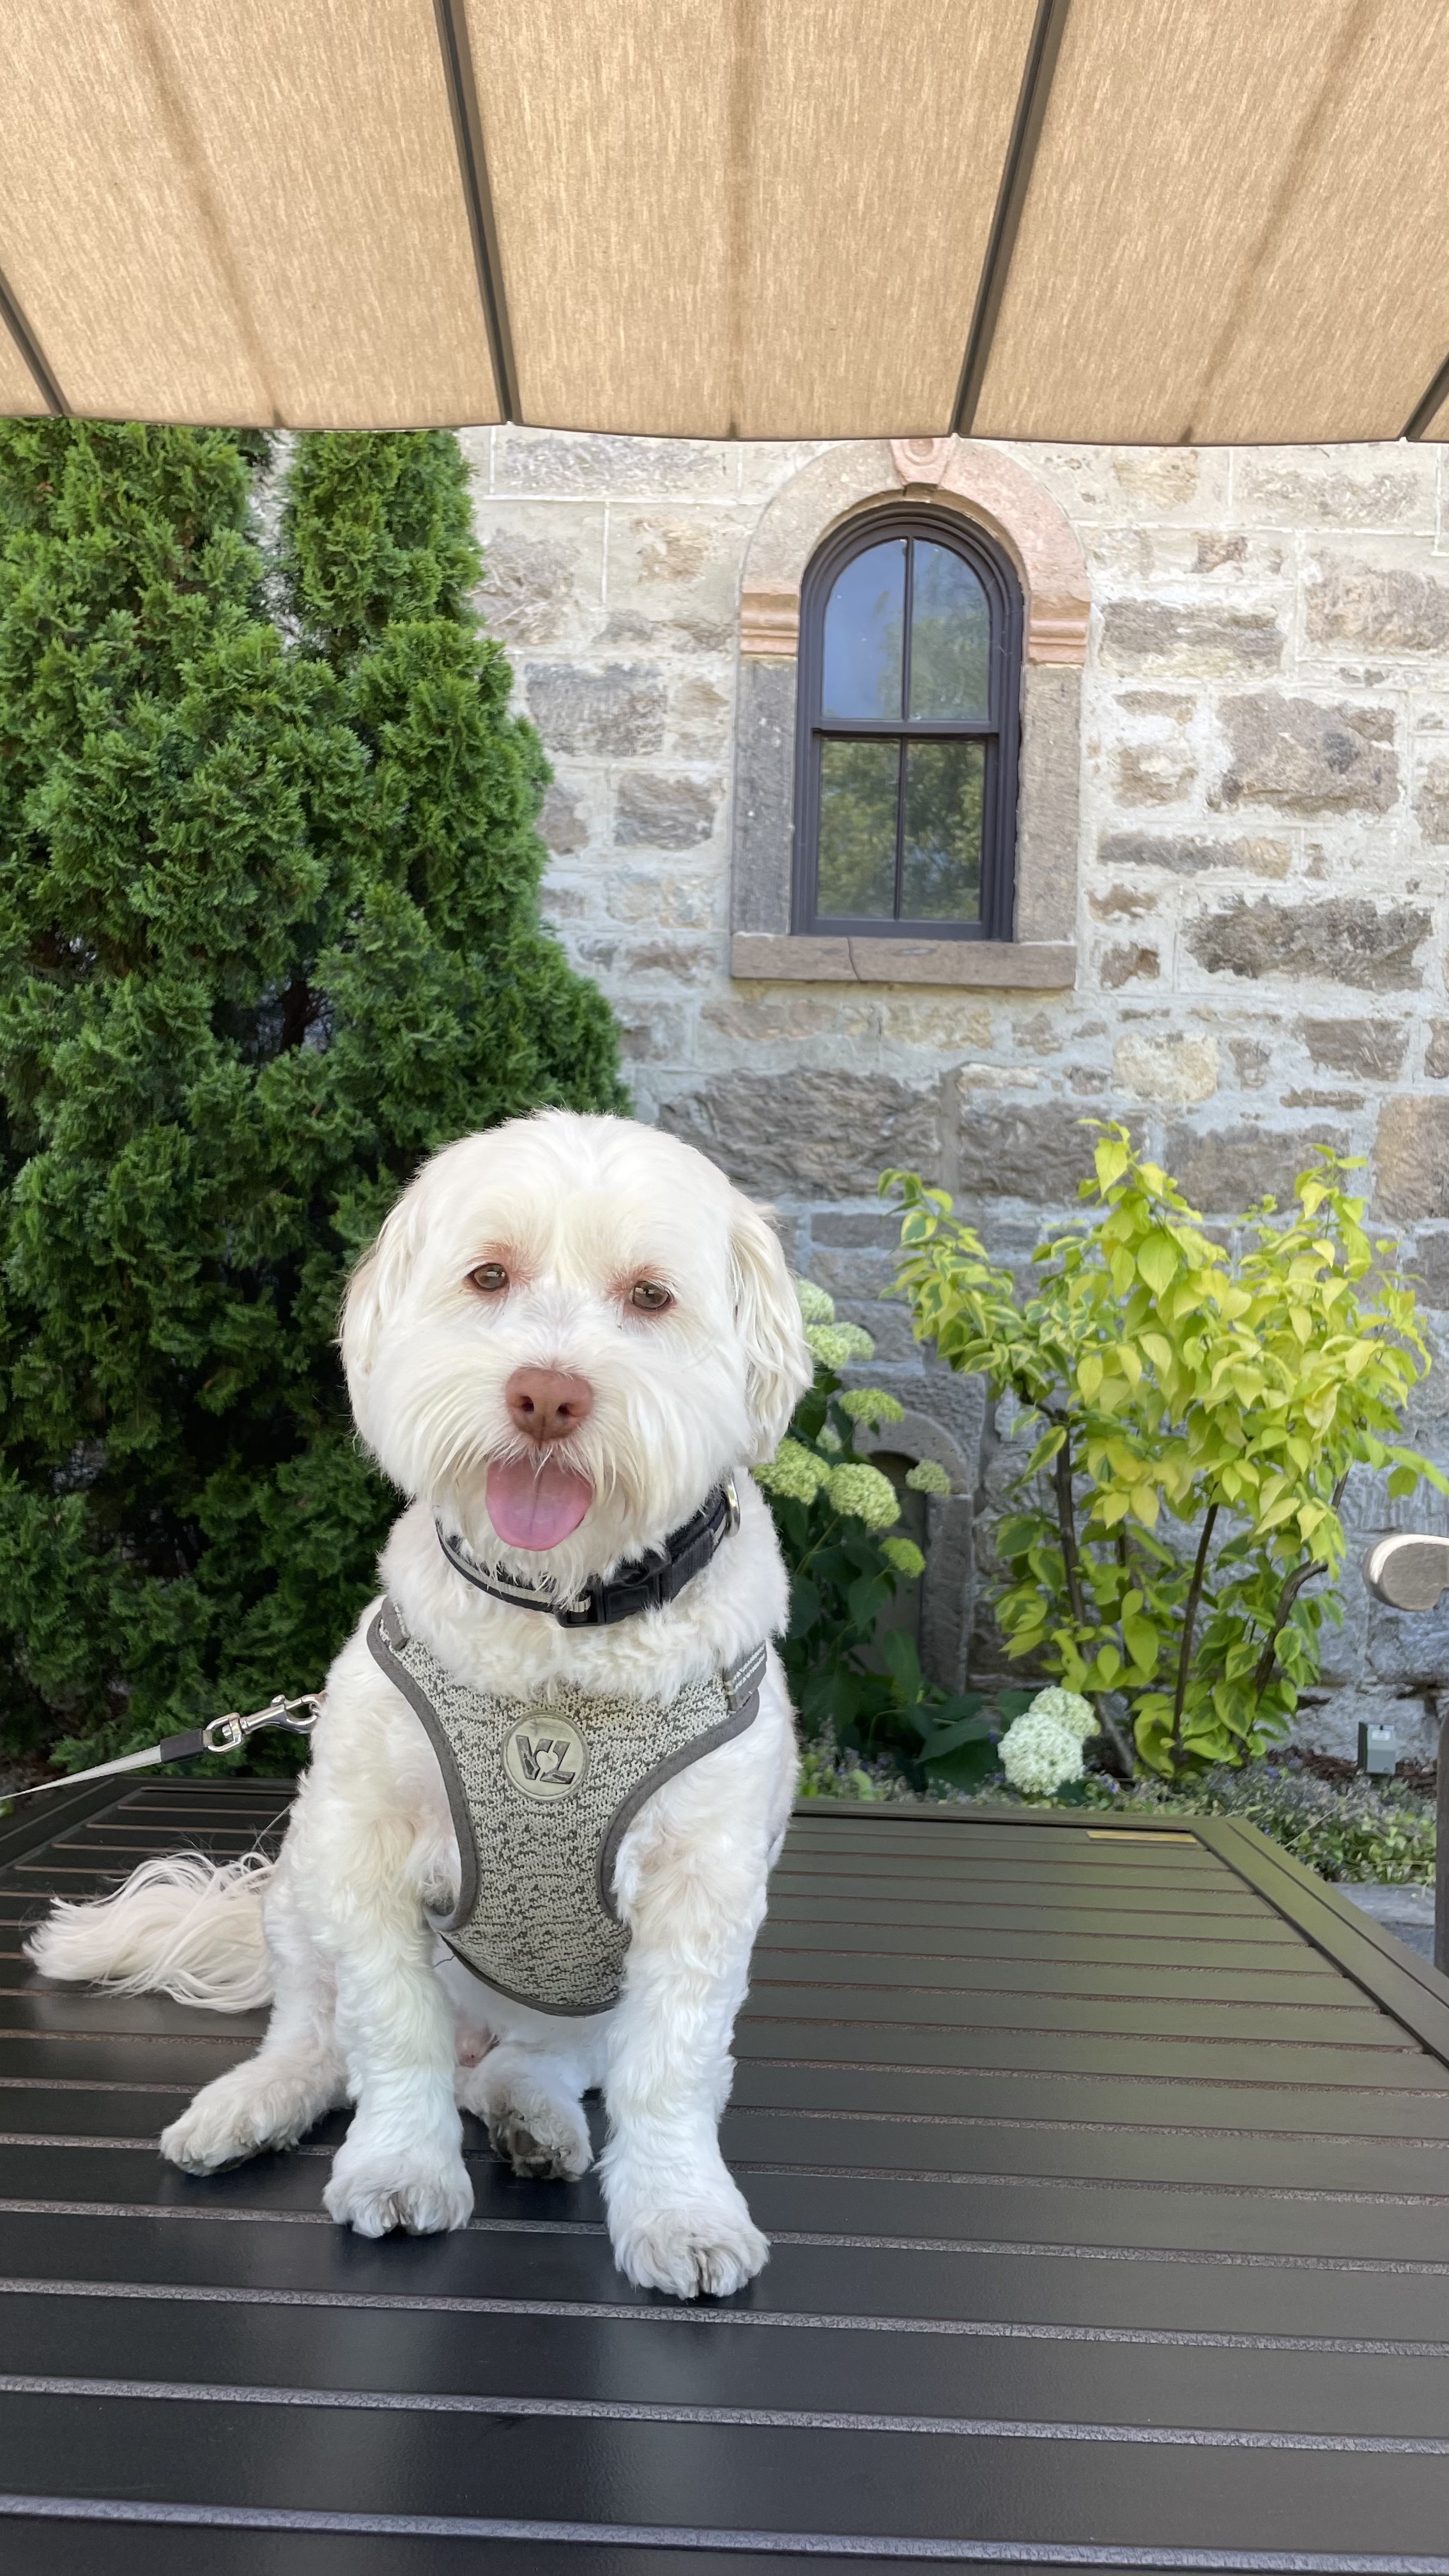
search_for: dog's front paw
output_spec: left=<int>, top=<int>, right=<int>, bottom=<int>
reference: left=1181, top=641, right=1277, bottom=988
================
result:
left=323, top=2136, right=474, bottom=2237
left=612, top=2191, right=769, bottom=2299
left=161, top=2062, right=321, bottom=2174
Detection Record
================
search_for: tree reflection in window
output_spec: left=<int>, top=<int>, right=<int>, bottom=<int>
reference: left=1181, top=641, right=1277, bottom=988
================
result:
left=793, top=512, right=1022, bottom=942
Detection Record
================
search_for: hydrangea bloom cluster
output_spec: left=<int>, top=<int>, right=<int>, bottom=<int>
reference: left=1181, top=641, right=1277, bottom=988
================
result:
left=905, top=1457, right=952, bottom=1496
left=999, top=1687, right=1100, bottom=1797
left=808, top=1321, right=875, bottom=1368
left=823, top=1462, right=900, bottom=1530
left=753, top=1439, right=830, bottom=1505
left=839, top=1386, right=905, bottom=1426
left=882, top=1535, right=926, bottom=1578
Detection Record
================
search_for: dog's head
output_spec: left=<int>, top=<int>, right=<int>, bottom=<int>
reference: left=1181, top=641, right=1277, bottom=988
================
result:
left=341, top=1112, right=812, bottom=1587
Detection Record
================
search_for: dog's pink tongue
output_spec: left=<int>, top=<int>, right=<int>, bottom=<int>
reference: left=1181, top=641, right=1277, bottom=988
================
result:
left=487, top=1455, right=594, bottom=1551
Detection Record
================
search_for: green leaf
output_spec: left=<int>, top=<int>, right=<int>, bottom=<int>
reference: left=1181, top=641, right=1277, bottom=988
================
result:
left=1136, top=1231, right=1179, bottom=1296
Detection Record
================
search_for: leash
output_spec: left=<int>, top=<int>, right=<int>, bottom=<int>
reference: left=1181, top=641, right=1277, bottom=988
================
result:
left=2, top=1690, right=325, bottom=1804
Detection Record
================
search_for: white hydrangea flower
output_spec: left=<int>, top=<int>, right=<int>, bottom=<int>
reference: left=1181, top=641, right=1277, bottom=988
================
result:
left=882, top=1535, right=925, bottom=1579
left=1027, top=1687, right=1098, bottom=1742
left=817, top=1423, right=843, bottom=1453
left=905, top=1457, right=952, bottom=1496
left=838, top=1385, right=905, bottom=1425
left=999, top=1710, right=1084, bottom=1797
left=753, top=1439, right=831, bottom=1505
left=794, top=1278, right=836, bottom=1326
left=807, top=1321, right=876, bottom=1368
left=823, top=1461, right=900, bottom=1531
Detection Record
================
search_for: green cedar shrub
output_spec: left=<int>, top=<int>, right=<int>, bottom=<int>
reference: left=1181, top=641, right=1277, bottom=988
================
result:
left=0, top=419, right=625, bottom=1775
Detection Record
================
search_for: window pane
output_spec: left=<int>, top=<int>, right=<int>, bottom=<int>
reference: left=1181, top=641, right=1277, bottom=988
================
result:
left=822, top=540, right=905, bottom=719
left=816, top=738, right=900, bottom=917
left=908, top=542, right=990, bottom=719
left=900, top=740, right=983, bottom=921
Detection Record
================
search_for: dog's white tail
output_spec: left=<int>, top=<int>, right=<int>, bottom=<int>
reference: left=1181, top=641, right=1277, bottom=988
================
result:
left=26, top=1851, right=275, bottom=2012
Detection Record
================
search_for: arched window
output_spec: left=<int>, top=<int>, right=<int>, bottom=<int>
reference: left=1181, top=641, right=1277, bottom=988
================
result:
left=791, top=510, right=1023, bottom=942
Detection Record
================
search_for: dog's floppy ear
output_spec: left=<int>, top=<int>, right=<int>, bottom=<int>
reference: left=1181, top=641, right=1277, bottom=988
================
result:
left=340, top=1194, right=423, bottom=1442
left=728, top=1190, right=813, bottom=1461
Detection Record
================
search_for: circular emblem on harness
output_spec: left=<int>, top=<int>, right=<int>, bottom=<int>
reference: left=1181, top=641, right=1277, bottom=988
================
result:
left=503, top=1712, right=589, bottom=1802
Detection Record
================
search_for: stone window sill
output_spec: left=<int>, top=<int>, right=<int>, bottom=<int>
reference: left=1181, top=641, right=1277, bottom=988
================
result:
left=730, top=933, right=1077, bottom=990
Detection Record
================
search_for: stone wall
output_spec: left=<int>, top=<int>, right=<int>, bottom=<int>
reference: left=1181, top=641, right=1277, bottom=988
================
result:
left=463, top=425, right=1449, bottom=1759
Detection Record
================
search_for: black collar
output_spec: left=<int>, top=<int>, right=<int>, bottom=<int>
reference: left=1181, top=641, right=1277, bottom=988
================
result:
left=436, top=1478, right=741, bottom=1629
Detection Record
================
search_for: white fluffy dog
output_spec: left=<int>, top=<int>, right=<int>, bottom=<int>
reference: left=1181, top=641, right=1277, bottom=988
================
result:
left=30, top=1112, right=813, bottom=2299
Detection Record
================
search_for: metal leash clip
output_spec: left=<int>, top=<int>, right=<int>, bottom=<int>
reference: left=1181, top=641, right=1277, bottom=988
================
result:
left=201, top=1692, right=326, bottom=1757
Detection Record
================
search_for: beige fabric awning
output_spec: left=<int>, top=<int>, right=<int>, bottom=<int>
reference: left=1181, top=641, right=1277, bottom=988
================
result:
left=3, top=0, right=1447, bottom=447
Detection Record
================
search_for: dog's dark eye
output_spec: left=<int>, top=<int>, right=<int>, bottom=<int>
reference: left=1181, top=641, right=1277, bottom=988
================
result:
left=629, top=1280, right=673, bottom=1312
left=468, top=1262, right=509, bottom=1295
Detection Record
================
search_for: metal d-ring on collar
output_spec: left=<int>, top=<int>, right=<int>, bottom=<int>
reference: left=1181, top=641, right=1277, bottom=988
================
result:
left=435, top=1477, right=742, bottom=1629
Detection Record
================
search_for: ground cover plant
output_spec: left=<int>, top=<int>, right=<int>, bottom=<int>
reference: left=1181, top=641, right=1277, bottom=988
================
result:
left=0, top=421, right=624, bottom=1774
left=887, top=1130, right=1444, bottom=1781
left=795, top=1735, right=1436, bottom=1885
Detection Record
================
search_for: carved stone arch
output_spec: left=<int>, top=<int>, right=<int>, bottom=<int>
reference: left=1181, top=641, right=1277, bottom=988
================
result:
left=732, top=438, right=1086, bottom=979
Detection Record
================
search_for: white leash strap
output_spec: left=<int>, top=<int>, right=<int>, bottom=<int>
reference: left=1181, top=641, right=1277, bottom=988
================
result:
left=3, top=1691, right=325, bottom=1802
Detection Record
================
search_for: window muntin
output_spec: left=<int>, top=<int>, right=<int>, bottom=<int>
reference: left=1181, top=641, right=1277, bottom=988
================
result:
left=793, top=510, right=1022, bottom=942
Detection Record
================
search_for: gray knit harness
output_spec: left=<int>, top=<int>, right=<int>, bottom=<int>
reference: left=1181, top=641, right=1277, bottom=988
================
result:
left=366, top=1593, right=767, bottom=2017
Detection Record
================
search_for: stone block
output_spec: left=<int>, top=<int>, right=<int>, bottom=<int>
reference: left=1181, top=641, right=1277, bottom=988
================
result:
left=1300, top=1018, right=1408, bottom=1080
left=658, top=1071, right=940, bottom=1199
left=811, top=1211, right=901, bottom=1249
left=1114, top=744, right=1197, bottom=805
left=606, top=507, right=746, bottom=640
left=1100, top=601, right=1283, bottom=675
left=1230, top=1038, right=1272, bottom=1090
left=478, top=527, right=588, bottom=647
left=1015, top=664, right=1080, bottom=942
left=700, top=988, right=878, bottom=1047
left=1089, top=884, right=1158, bottom=920
left=956, top=1098, right=1116, bottom=1206
left=538, top=780, right=588, bottom=854
left=1217, top=694, right=1398, bottom=815
left=730, top=656, right=793, bottom=936
left=495, top=432, right=732, bottom=496
left=808, top=1245, right=896, bottom=1300
left=1306, top=558, right=1449, bottom=655
left=1414, top=757, right=1449, bottom=845
left=1232, top=451, right=1435, bottom=528
left=670, top=676, right=731, bottom=759
left=1098, top=942, right=1160, bottom=988
left=1112, top=1031, right=1219, bottom=1105
left=1407, top=1230, right=1449, bottom=1306
left=1376, top=1097, right=1449, bottom=1220
left=1164, top=1122, right=1349, bottom=1214
left=523, top=663, right=666, bottom=757
left=1098, top=831, right=1291, bottom=878
left=838, top=1300, right=917, bottom=1364
left=614, top=772, right=718, bottom=848
left=1186, top=896, right=1429, bottom=990
left=1427, top=1024, right=1449, bottom=1080
left=611, top=1002, right=691, bottom=1064
left=620, top=938, right=716, bottom=983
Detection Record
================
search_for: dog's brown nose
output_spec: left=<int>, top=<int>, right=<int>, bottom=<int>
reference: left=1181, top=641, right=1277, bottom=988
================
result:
left=504, top=1367, right=594, bottom=1445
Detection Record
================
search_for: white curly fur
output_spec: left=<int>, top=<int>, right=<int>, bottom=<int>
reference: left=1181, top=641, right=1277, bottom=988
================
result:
left=29, top=1112, right=812, bottom=2298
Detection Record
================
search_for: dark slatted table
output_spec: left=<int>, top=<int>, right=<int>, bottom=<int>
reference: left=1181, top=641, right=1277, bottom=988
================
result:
left=2, top=1780, right=1449, bottom=2572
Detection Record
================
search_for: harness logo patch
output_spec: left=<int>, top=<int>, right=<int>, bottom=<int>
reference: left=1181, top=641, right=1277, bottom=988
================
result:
left=503, top=1713, right=588, bottom=1802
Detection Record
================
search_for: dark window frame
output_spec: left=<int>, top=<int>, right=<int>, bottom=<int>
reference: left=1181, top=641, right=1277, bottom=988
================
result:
left=790, top=506, right=1023, bottom=942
